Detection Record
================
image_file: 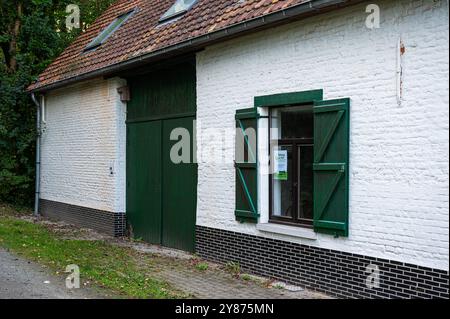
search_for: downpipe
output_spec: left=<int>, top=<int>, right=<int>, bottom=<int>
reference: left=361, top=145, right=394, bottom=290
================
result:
left=31, top=92, right=41, bottom=217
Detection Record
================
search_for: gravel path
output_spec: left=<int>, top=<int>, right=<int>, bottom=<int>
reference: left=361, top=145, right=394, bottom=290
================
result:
left=0, top=248, right=110, bottom=299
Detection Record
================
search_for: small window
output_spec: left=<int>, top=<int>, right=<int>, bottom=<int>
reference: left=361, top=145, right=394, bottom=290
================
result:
left=85, top=9, right=135, bottom=52
left=270, top=105, right=314, bottom=227
left=159, top=0, right=198, bottom=23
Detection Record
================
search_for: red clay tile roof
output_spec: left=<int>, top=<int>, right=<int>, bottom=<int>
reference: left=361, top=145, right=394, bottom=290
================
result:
left=29, top=0, right=353, bottom=92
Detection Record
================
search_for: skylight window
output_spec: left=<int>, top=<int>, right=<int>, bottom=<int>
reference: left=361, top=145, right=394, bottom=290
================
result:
left=159, top=0, right=198, bottom=23
left=85, top=9, right=135, bottom=52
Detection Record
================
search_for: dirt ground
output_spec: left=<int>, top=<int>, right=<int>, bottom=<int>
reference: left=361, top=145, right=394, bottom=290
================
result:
left=0, top=248, right=115, bottom=299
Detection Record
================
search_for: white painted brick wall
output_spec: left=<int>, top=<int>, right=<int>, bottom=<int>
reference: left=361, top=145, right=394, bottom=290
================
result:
left=40, top=77, right=127, bottom=213
left=196, top=0, right=449, bottom=270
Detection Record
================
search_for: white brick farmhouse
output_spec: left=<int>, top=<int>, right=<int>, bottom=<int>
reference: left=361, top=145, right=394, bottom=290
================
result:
left=29, top=0, right=449, bottom=299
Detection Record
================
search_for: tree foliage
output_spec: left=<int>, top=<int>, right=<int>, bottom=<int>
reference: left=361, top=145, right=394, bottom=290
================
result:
left=0, top=0, right=115, bottom=205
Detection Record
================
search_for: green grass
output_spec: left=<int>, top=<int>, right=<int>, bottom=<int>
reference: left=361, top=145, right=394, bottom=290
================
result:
left=240, top=274, right=251, bottom=281
left=195, top=262, right=209, bottom=271
left=225, top=261, right=241, bottom=276
left=0, top=214, right=184, bottom=299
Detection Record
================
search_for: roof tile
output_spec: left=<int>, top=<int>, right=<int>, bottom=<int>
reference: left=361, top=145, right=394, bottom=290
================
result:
left=29, top=0, right=335, bottom=91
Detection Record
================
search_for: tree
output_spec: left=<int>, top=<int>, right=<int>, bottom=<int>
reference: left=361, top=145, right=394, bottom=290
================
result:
left=0, top=0, right=115, bottom=205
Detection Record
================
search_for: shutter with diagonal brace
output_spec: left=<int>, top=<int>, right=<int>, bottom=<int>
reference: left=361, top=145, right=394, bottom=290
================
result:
left=235, top=108, right=259, bottom=223
left=313, top=98, right=350, bottom=237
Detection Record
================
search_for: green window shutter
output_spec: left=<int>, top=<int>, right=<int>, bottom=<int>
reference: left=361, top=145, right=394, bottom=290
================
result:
left=313, top=98, right=350, bottom=237
left=235, top=108, right=259, bottom=223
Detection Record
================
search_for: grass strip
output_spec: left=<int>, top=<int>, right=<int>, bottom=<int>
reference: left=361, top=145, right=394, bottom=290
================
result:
left=0, top=213, right=183, bottom=299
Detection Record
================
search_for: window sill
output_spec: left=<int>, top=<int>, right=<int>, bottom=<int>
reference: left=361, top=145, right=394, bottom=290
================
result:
left=256, top=223, right=317, bottom=240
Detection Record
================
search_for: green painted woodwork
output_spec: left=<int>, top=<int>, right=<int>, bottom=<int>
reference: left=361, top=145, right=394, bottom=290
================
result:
left=254, top=89, right=323, bottom=108
left=126, top=61, right=197, bottom=252
left=237, top=90, right=325, bottom=224
left=127, top=62, right=196, bottom=122
left=313, top=98, right=350, bottom=237
left=162, top=117, right=197, bottom=252
left=235, top=108, right=259, bottom=223
left=126, top=121, right=162, bottom=244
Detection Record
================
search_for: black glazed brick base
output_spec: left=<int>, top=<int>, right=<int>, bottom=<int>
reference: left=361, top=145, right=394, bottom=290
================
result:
left=196, top=225, right=449, bottom=299
left=39, top=199, right=126, bottom=237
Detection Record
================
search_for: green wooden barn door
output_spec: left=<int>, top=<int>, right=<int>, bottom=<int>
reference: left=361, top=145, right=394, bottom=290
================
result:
left=126, top=121, right=162, bottom=244
left=126, top=60, right=197, bottom=252
left=162, top=117, right=197, bottom=252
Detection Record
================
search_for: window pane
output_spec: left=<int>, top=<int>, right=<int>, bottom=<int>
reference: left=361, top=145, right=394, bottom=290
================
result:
left=272, top=145, right=293, bottom=218
left=270, top=105, right=313, bottom=140
left=85, top=10, right=134, bottom=51
left=298, top=145, right=314, bottom=221
left=160, top=0, right=198, bottom=21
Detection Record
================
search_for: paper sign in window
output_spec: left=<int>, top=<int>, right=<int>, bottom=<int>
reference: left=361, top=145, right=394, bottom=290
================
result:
left=274, top=150, right=288, bottom=180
